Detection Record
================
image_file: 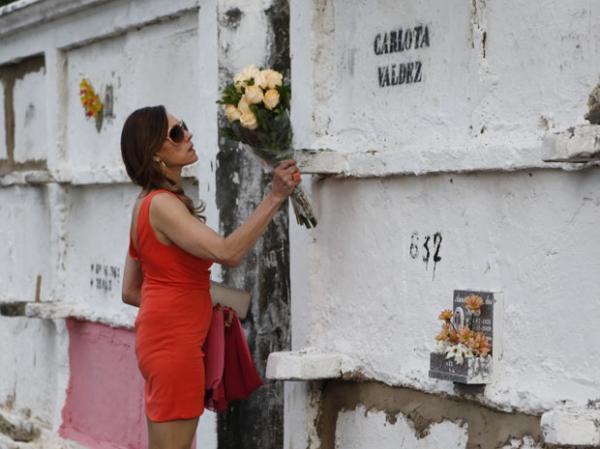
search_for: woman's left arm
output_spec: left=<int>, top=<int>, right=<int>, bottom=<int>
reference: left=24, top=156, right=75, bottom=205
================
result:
left=122, top=254, right=143, bottom=307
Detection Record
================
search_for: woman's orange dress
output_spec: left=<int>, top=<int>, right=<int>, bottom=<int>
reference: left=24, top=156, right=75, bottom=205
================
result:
left=128, top=189, right=213, bottom=422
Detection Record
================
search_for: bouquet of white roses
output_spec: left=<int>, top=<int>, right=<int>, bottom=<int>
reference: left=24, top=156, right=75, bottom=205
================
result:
left=219, top=64, right=317, bottom=229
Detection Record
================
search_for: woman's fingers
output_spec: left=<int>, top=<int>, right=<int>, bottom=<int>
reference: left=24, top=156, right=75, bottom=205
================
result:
left=271, top=160, right=301, bottom=200
left=277, top=159, right=296, bottom=170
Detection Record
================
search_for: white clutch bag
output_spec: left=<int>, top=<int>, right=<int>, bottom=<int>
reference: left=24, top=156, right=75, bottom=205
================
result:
left=210, top=281, right=251, bottom=319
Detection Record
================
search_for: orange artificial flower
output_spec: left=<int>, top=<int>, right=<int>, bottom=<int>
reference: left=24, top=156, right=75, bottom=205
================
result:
left=457, top=326, right=474, bottom=345
left=448, top=327, right=459, bottom=344
left=467, top=331, right=492, bottom=357
left=435, top=323, right=451, bottom=342
left=465, top=295, right=484, bottom=313
left=438, top=309, right=453, bottom=321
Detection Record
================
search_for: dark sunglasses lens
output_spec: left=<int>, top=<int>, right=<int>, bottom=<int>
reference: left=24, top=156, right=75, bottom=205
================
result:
left=169, top=124, right=184, bottom=143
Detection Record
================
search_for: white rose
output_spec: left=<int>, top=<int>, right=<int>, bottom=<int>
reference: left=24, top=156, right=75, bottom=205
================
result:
left=244, top=85, right=264, bottom=104
left=238, top=64, right=260, bottom=82
left=234, top=64, right=260, bottom=91
left=224, top=104, right=241, bottom=122
left=239, top=112, right=258, bottom=130
left=238, top=96, right=251, bottom=115
left=261, top=69, right=283, bottom=89
left=234, top=79, right=245, bottom=92
left=263, top=88, right=280, bottom=110
left=253, top=71, right=267, bottom=89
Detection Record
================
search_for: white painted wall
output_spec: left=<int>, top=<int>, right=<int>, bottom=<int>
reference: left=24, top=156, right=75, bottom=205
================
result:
left=3, top=0, right=599, bottom=447
left=292, top=171, right=600, bottom=411
left=0, top=1, right=219, bottom=448
left=0, top=317, right=70, bottom=430
left=65, top=14, right=200, bottom=175
left=0, top=186, right=51, bottom=302
left=336, top=405, right=468, bottom=449
left=14, top=68, right=47, bottom=163
left=292, top=0, right=600, bottom=174
left=286, top=0, right=600, bottom=447
left=62, top=185, right=137, bottom=320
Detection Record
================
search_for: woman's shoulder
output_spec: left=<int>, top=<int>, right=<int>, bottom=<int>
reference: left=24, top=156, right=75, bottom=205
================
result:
left=148, top=189, right=186, bottom=215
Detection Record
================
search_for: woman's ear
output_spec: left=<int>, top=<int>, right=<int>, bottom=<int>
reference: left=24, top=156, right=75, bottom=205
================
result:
left=153, top=147, right=166, bottom=163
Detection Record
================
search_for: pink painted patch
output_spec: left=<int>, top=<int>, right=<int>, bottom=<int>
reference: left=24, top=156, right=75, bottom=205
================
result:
left=60, top=319, right=148, bottom=449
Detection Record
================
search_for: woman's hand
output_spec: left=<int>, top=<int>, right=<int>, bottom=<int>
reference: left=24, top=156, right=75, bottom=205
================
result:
left=271, top=160, right=301, bottom=203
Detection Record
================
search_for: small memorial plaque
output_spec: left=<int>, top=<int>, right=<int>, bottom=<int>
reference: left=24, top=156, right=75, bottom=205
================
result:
left=453, top=290, right=495, bottom=345
left=428, top=290, right=500, bottom=385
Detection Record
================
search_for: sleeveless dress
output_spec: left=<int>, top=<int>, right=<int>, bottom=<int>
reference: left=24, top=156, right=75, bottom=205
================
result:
left=128, top=189, right=213, bottom=422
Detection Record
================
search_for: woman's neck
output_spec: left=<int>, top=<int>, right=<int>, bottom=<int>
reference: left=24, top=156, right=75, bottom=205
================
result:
left=164, top=166, right=183, bottom=185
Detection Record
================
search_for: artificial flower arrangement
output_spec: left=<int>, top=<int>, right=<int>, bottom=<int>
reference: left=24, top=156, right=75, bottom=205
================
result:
left=434, top=294, right=492, bottom=365
left=219, top=64, right=317, bottom=229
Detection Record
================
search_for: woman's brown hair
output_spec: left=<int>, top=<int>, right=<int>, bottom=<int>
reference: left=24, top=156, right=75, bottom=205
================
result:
left=120, top=105, right=205, bottom=221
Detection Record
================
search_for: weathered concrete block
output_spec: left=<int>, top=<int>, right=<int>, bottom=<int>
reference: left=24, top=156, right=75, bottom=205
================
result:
left=266, top=350, right=358, bottom=380
left=542, top=124, right=600, bottom=162
left=541, top=407, right=600, bottom=446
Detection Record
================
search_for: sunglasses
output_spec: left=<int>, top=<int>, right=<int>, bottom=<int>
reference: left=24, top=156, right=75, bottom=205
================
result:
left=167, top=120, right=189, bottom=144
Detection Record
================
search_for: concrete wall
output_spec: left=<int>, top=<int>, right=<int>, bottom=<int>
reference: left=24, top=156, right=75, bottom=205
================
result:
left=3, top=0, right=600, bottom=448
left=0, top=1, right=221, bottom=448
left=0, top=0, right=292, bottom=448
left=282, top=0, right=600, bottom=448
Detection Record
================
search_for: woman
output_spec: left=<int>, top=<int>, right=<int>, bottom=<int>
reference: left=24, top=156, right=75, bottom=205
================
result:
left=120, top=105, right=300, bottom=449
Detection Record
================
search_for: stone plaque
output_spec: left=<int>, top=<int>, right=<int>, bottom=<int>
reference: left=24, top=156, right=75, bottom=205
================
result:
left=453, top=290, right=495, bottom=345
left=429, top=352, right=492, bottom=384
left=428, top=290, right=499, bottom=385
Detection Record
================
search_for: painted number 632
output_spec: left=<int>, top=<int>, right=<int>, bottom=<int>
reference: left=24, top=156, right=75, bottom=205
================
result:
left=409, top=232, right=442, bottom=279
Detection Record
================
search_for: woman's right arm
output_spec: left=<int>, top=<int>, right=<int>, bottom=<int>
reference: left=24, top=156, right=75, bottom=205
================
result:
left=151, top=160, right=300, bottom=267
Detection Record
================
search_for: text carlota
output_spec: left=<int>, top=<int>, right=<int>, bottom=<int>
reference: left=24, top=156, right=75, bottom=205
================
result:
left=373, top=25, right=430, bottom=55
left=373, top=24, right=430, bottom=88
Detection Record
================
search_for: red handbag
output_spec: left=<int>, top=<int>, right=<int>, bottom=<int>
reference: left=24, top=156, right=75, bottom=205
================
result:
left=203, top=306, right=262, bottom=412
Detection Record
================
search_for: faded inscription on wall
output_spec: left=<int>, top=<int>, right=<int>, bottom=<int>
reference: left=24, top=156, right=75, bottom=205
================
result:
left=374, top=24, right=431, bottom=87
left=90, top=263, right=121, bottom=293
